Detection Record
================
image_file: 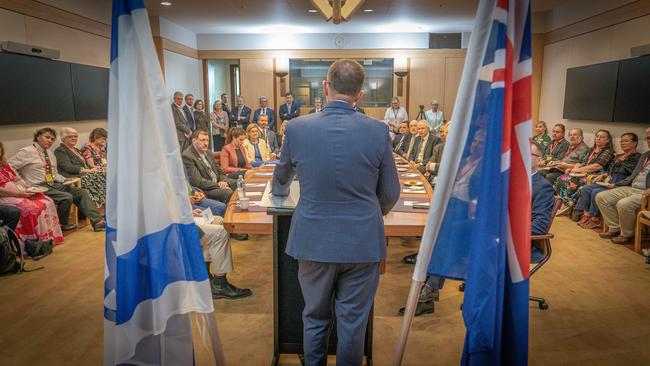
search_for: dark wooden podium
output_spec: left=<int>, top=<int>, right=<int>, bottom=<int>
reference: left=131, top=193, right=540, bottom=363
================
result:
left=268, top=207, right=374, bottom=366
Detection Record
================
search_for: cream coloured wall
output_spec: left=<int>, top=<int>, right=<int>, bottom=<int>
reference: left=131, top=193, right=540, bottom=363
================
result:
left=239, top=58, right=275, bottom=113
left=164, top=49, right=203, bottom=102
left=538, top=14, right=650, bottom=153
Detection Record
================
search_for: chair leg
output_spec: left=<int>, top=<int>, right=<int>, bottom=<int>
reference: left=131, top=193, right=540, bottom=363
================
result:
left=634, top=214, right=644, bottom=254
left=530, top=295, right=548, bottom=310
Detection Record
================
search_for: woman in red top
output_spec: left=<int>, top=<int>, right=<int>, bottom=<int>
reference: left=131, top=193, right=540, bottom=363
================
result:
left=0, top=142, right=64, bottom=245
left=220, top=127, right=252, bottom=179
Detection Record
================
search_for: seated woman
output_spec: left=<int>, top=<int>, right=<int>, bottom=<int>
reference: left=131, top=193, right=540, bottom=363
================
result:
left=81, top=128, right=108, bottom=171
left=575, top=132, right=640, bottom=228
left=554, top=129, right=615, bottom=214
left=243, top=124, right=272, bottom=167
left=0, top=142, right=63, bottom=245
left=220, top=127, right=252, bottom=179
left=532, top=120, right=551, bottom=151
left=55, top=127, right=106, bottom=207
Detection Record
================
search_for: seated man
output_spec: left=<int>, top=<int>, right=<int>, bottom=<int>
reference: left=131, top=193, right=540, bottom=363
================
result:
left=392, top=121, right=410, bottom=153
left=183, top=130, right=236, bottom=203
left=257, top=114, right=280, bottom=155
left=189, top=184, right=226, bottom=217
left=595, top=128, right=650, bottom=244
left=409, top=120, right=441, bottom=166
left=419, top=122, right=451, bottom=185
left=399, top=120, right=419, bottom=157
left=539, top=127, right=589, bottom=185
left=192, top=207, right=251, bottom=299
left=0, top=204, right=20, bottom=231
left=8, top=128, right=105, bottom=232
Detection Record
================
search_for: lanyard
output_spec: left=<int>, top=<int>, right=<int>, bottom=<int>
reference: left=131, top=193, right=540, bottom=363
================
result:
left=563, top=143, right=582, bottom=158
left=393, top=109, right=399, bottom=120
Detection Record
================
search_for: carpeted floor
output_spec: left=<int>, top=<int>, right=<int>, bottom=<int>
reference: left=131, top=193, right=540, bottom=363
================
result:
left=1, top=217, right=649, bottom=365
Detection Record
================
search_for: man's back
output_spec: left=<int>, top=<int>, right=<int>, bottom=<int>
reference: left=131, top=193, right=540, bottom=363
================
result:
left=273, top=100, right=400, bottom=263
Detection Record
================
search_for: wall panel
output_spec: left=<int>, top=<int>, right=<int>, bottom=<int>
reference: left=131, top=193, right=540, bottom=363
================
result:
left=239, top=58, right=275, bottom=114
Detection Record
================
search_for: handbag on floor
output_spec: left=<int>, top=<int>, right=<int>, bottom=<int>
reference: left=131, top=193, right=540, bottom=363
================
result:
left=23, top=238, right=53, bottom=260
left=0, top=226, right=45, bottom=275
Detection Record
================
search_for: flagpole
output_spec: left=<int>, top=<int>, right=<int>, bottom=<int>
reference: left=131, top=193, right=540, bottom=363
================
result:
left=392, top=280, right=423, bottom=366
left=203, top=313, right=227, bottom=365
left=391, top=0, right=497, bottom=364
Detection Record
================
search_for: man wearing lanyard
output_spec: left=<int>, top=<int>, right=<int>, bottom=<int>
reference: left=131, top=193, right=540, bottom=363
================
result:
left=540, top=123, right=570, bottom=164
left=596, top=127, right=650, bottom=245
left=8, top=128, right=105, bottom=232
left=539, top=127, right=589, bottom=185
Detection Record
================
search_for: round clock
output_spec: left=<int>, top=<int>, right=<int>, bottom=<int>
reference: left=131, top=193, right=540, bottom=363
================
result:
left=333, top=34, right=346, bottom=49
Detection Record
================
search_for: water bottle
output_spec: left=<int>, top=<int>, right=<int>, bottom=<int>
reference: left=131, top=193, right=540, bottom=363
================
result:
left=237, top=176, right=245, bottom=199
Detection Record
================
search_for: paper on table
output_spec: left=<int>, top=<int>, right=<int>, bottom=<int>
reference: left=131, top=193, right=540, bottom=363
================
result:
left=403, top=200, right=429, bottom=206
left=401, top=173, right=419, bottom=178
left=194, top=207, right=214, bottom=225
left=249, top=201, right=262, bottom=206
left=246, top=191, right=263, bottom=196
left=403, top=188, right=426, bottom=194
left=256, top=172, right=274, bottom=176
left=246, top=183, right=267, bottom=188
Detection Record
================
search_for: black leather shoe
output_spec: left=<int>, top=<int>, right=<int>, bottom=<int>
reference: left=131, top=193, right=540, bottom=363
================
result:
left=419, top=284, right=440, bottom=302
left=211, top=276, right=252, bottom=300
left=403, top=253, right=417, bottom=265
left=231, top=233, right=249, bottom=241
left=93, top=221, right=106, bottom=232
left=399, top=301, right=434, bottom=316
left=61, top=224, right=77, bottom=231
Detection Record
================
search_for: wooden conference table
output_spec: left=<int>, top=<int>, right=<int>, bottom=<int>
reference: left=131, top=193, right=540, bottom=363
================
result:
left=223, top=154, right=432, bottom=237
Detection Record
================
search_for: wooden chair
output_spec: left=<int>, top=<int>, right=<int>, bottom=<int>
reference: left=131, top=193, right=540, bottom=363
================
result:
left=633, top=193, right=650, bottom=254
left=530, top=197, right=563, bottom=310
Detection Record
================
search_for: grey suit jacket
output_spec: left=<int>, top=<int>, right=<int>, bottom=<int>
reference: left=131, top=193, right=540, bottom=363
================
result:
left=54, top=144, right=87, bottom=178
left=193, top=110, right=211, bottom=133
left=259, top=128, right=280, bottom=154
left=408, top=133, right=441, bottom=163
left=172, top=103, right=191, bottom=146
left=182, top=145, right=235, bottom=192
left=419, top=141, right=445, bottom=176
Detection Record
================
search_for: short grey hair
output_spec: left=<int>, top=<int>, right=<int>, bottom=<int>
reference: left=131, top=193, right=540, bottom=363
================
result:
left=173, top=91, right=183, bottom=98
left=60, top=127, right=78, bottom=139
left=431, top=99, right=439, bottom=105
left=259, top=96, right=268, bottom=101
left=314, top=97, right=322, bottom=103
left=569, top=128, right=583, bottom=137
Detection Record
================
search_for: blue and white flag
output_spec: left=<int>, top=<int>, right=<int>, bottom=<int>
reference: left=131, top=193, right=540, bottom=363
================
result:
left=104, top=1, right=213, bottom=364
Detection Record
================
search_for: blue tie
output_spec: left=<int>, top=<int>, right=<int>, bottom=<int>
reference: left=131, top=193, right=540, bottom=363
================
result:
left=185, top=106, right=196, bottom=130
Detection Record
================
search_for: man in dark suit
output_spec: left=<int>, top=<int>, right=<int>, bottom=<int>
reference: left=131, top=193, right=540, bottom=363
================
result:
left=353, top=103, right=365, bottom=114
left=252, top=96, right=275, bottom=130
left=308, top=96, right=324, bottom=113
left=272, top=59, right=400, bottom=364
left=392, top=120, right=410, bottom=153
left=183, top=93, right=197, bottom=131
left=230, top=95, right=251, bottom=129
left=220, top=93, right=232, bottom=123
left=172, top=91, right=192, bottom=149
left=278, top=92, right=300, bottom=122
left=257, top=114, right=280, bottom=154
left=409, top=120, right=441, bottom=165
left=182, top=130, right=236, bottom=203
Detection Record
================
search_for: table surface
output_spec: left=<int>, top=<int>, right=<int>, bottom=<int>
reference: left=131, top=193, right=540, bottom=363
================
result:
left=222, top=154, right=433, bottom=237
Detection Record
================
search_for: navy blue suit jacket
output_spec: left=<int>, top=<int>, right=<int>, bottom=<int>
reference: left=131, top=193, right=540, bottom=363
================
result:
left=278, top=103, right=300, bottom=121
left=272, top=101, right=401, bottom=263
left=532, top=171, right=555, bottom=235
left=231, top=106, right=251, bottom=128
left=252, top=108, right=276, bottom=130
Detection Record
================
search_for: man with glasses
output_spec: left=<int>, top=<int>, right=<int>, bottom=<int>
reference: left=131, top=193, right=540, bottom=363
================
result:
left=252, top=96, right=276, bottom=130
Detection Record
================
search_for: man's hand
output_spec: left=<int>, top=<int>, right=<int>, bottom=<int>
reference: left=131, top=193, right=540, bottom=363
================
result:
left=194, top=191, right=205, bottom=201
left=218, top=181, right=229, bottom=189
left=192, top=209, right=203, bottom=217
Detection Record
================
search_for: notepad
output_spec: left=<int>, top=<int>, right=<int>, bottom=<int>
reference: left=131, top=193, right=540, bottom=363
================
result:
left=246, top=191, right=263, bottom=197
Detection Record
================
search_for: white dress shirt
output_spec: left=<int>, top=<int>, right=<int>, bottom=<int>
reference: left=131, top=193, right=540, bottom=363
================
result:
left=8, top=144, right=66, bottom=186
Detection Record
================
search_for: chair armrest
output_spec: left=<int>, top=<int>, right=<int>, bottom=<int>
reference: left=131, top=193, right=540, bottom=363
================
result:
left=531, top=233, right=554, bottom=241
left=641, top=192, right=649, bottom=211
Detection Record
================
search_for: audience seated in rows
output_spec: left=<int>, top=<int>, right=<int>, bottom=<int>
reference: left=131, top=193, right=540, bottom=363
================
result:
left=596, top=128, right=650, bottom=245
left=8, top=128, right=105, bottom=232
left=0, top=141, right=64, bottom=244
left=554, top=129, right=615, bottom=214
left=420, top=122, right=451, bottom=185
left=55, top=127, right=107, bottom=207
left=539, top=127, right=590, bottom=185
left=574, top=133, right=641, bottom=229
left=220, top=128, right=252, bottom=179
left=409, top=120, right=441, bottom=165
left=252, top=96, right=275, bottom=130
left=392, top=121, right=410, bottom=153
left=182, top=130, right=235, bottom=204
left=243, top=124, right=273, bottom=167
left=397, top=120, right=418, bottom=157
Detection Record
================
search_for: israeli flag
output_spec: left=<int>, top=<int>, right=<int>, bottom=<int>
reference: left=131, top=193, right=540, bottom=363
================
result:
left=104, top=1, right=213, bottom=364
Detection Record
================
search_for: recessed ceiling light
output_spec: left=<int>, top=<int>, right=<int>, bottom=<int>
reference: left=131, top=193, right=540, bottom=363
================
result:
left=308, top=9, right=318, bottom=13
left=363, top=9, right=373, bottom=12
left=161, top=1, right=172, bottom=6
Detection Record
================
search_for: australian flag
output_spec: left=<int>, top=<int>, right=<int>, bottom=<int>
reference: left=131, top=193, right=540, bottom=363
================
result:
left=415, top=0, right=532, bottom=364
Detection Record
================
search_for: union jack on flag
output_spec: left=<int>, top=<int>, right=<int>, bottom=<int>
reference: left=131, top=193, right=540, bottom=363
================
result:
left=413, top=0, right=532, bottom=364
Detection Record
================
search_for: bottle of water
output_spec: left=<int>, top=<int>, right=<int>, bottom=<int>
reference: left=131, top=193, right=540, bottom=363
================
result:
left=237, top=176, right=245, bottom=199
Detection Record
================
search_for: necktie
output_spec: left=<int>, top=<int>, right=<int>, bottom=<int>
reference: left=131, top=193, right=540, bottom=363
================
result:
left=410, top=138, right=421, bottom=161
left=262, top=108, right=266, bottom=115
left=43, top=149, right=54, bottom=186
left=185, top=107, right=196, bottom=130
left=395, top=136, right=404, bottom=153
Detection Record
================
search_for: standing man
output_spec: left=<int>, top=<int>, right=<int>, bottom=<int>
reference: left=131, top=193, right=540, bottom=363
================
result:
left=252, top=96, right=275, bottom=130
left=171, top=91, right=191, bottom=149
left=308, top=97, right=324, bottom=113
left=272, top=59, right=400, bottom=365
left=183, top=93, right=197, bottom=132
left=220, top=93, right=232, bottom=124
left=279, top=92, right=300, bottom=122
left=424, top=99, right=444, bottom=133
left=231, top=95, right=251, bottom=130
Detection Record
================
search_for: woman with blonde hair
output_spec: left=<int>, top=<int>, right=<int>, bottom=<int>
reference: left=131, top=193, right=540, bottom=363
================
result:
left=243, top=124, right=271, bottom=167
left=210, top=100, right=229, bottom=151
left=532, top=120, right=551, bottom=150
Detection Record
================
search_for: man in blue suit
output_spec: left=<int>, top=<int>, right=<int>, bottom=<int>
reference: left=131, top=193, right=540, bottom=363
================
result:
left=252, top=95, right=275, bottom=130
left=230, top=95, right=251, bottom=129
left=278, top=92, right=300, bottom=122
left=272, top=59, right=401, bottom=365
